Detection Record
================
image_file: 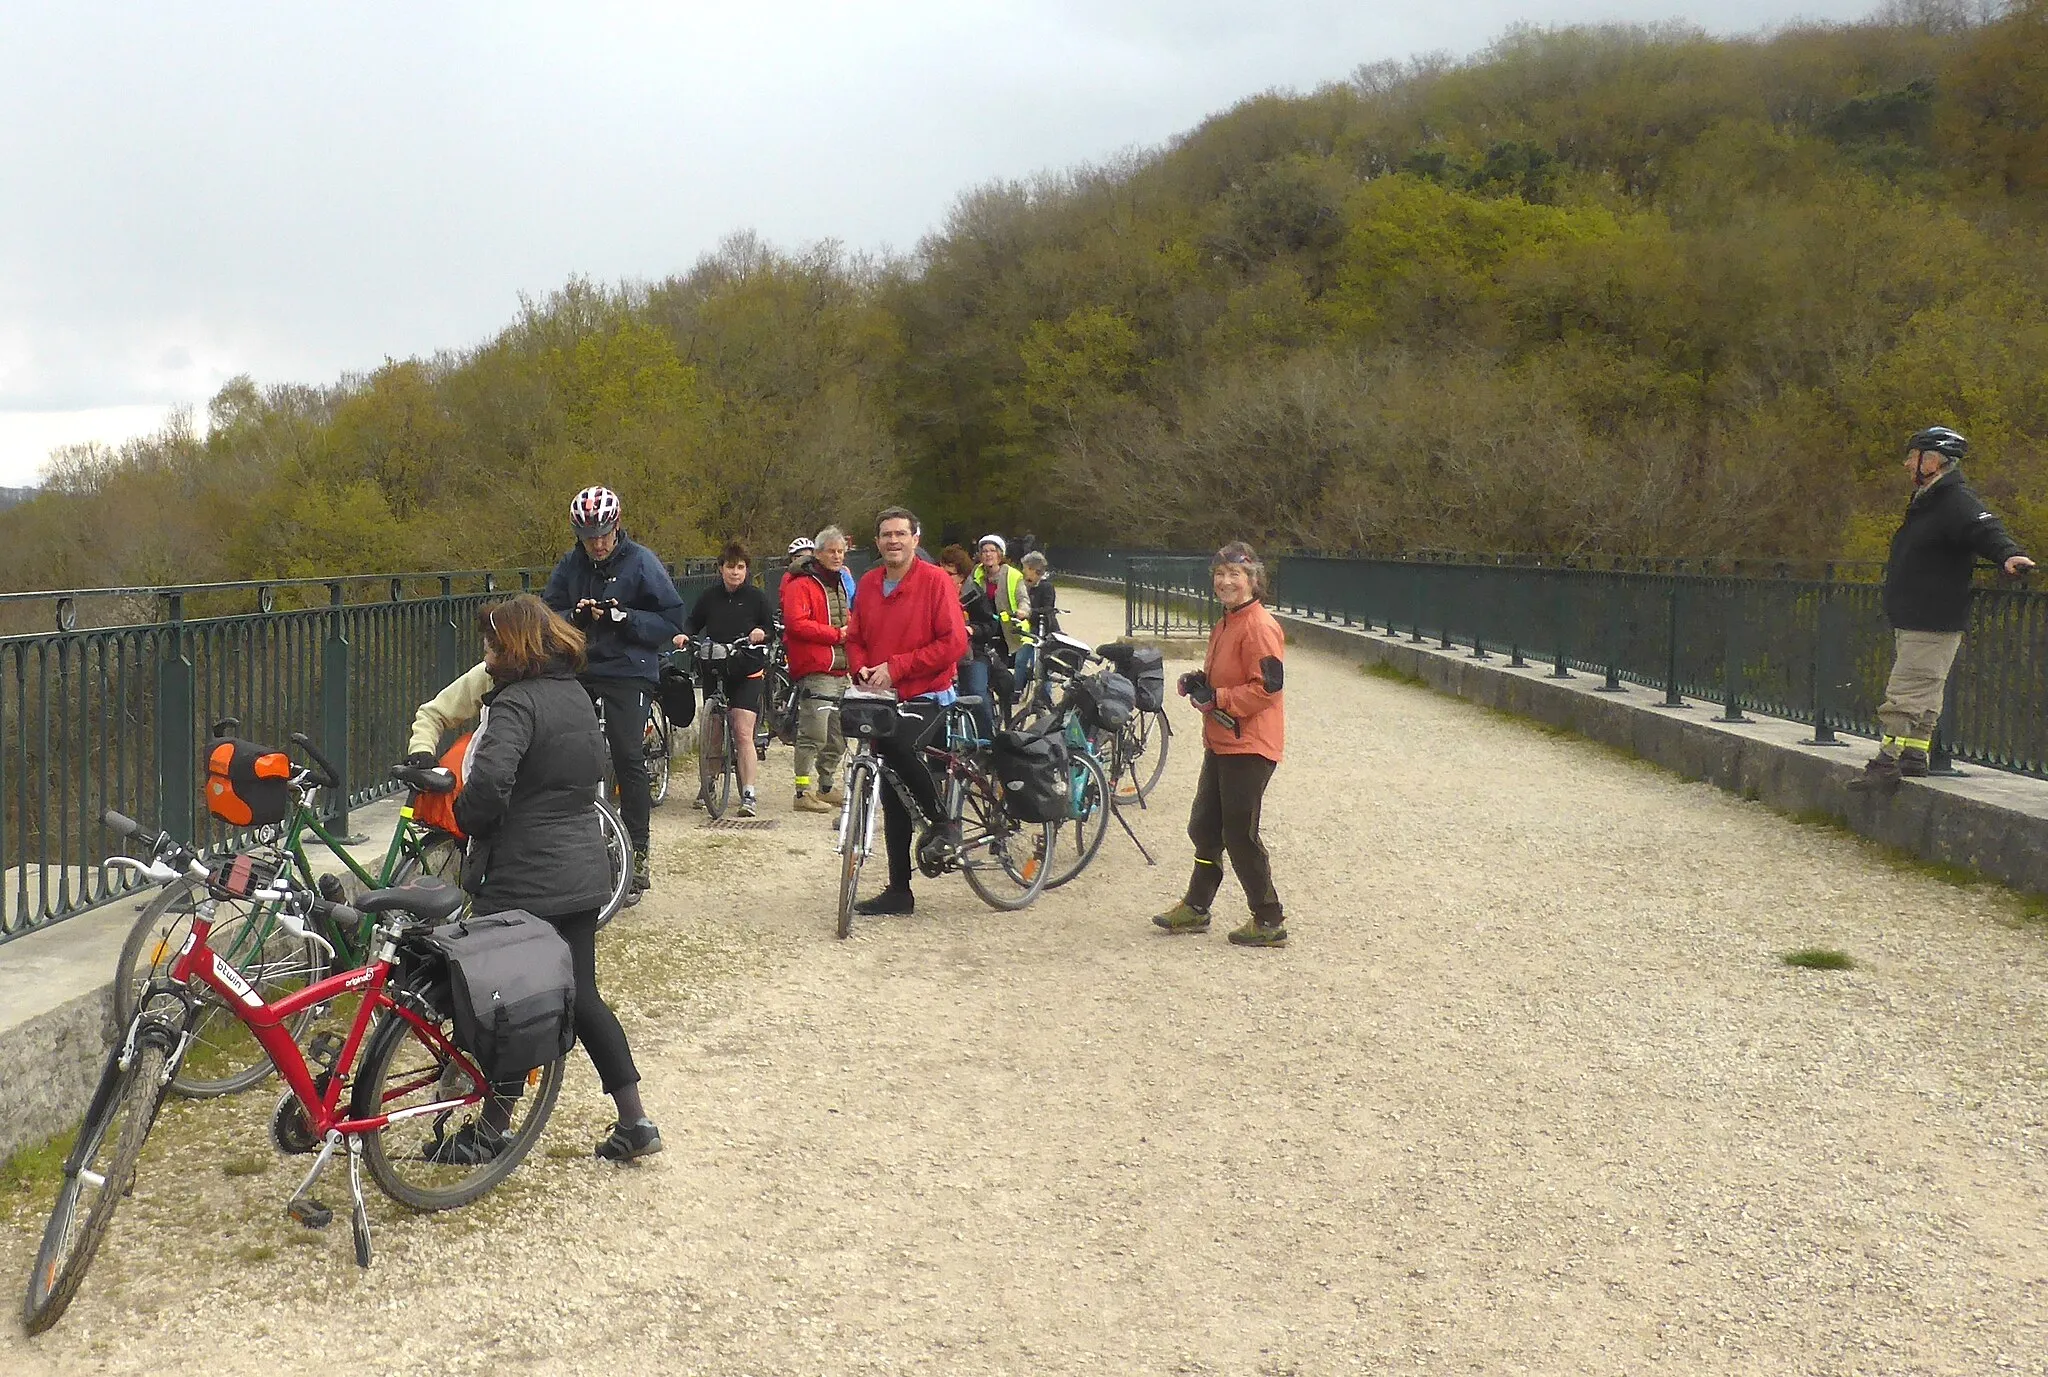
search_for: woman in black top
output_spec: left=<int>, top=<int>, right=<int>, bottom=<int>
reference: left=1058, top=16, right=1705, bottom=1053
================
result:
left=455, top=595, right=660, bottom=1162
left=677, top=541, right=776, bottom=815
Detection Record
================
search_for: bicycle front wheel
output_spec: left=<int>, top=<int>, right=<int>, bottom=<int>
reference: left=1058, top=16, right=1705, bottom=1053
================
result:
left=958, top=768, right=1055, bottom=912
left=1043, top=747, right=1111, bottom=890
left=352, top=998, right=564, bottom=1212
left=23, top=1038, right=171, bottom=1334
left=703, top=709, right=736, bottom=820
left=836, top=763, right=876, bottom=939
left=113, top=879, right=324, bottom=1099
left=594, top=798, right=631, bottom=929
left=645, top=700, right=672, bottom=808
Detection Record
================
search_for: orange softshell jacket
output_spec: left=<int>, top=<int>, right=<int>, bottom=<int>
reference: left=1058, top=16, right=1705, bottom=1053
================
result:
left=1203, top=599, right=1285, bottom=761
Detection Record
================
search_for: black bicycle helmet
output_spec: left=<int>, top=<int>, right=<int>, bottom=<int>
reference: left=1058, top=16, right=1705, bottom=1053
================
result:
left=1907, top=426, right=1969, bottom=462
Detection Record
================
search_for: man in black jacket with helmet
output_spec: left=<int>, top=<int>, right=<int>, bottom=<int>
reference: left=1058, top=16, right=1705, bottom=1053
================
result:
left=1849, top=426, right=2034, bottom=795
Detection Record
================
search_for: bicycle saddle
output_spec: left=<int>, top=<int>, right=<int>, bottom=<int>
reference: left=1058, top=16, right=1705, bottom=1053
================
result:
left=389, top=763, right=456, bottom=794
left=353, top=877, right=467, bottom=926
left=952, top=695, right=984, bottom=709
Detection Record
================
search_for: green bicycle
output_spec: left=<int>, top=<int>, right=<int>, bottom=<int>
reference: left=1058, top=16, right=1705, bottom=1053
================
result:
left=109, top=731, right=466, bottom=1099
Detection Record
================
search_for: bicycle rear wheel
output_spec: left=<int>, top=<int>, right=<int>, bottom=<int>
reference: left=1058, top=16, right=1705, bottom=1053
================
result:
left=112, top=879, right=324, bottom=1099
left=645, top=700, right=672, bottom=808
left=1110, top=709, right=1171, bottom=803
left=23, top=1037, right=171, bottom=1334
left=1043, top=748, right=1110, bottom=890
left=352, top=998, right=564, bottom=1212
left=594, top=798, right=631, bottom=929
left=836, top=762, right=876, bottom=939
left=958, top=767, right=1055, bottom=911
left=392, top=830, right=465, bottom=887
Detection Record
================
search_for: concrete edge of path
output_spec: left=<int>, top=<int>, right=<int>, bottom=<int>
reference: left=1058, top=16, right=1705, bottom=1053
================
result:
left=1063, top=573, right=2048, bottom=905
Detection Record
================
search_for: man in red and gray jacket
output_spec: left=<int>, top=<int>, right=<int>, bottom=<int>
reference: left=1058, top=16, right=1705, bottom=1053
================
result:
left=844, top=505, right=968, bottom=917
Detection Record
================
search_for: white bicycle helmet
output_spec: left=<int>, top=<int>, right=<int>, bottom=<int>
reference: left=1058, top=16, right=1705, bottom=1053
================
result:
left=787, top=536, right=817, bottom=558
left=977, top=533, right=1006, bottom=555
left=570, top=486, right=622, bottom=537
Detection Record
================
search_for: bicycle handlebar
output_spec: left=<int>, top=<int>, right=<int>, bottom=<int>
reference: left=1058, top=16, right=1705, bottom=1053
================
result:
left=101, top=808, right=144, bottom=839
left=289, top=732, right=342, bottom=789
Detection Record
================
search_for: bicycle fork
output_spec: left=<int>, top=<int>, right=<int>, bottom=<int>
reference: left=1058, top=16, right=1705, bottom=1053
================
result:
left=835, top=764, right=879, bottom=860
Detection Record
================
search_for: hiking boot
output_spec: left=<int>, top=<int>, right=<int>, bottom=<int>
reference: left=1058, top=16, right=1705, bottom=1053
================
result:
left=815, top=784, right=843, bottom=806
left=854, top=888, right=915, bottom=917
left=1151, top=902, right=1211, bottom=934
left=1847, top=753, right=1904, bottom=795
left=595, top=1118, right=663, bottom=1163
left=691, top=786, right=708, bottom=810
left=1900, top=746, right=1931, bottom=777
left=422, top=1121, right=505, bottom=1166
left=1227, top=918, right=1289, bottom=948
left=738, top=790, right=758, bottom=819
left=794, top=791, right=835, bottom=814
left=630, top=849, right=651, bottom=892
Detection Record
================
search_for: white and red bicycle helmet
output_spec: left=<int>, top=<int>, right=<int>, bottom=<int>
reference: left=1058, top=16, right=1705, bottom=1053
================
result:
left=569, top=486, right=622, bottom=538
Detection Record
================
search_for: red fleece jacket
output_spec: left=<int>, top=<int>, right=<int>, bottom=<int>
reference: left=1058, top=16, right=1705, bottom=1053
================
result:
left=846, top=559, right=967, bottom=699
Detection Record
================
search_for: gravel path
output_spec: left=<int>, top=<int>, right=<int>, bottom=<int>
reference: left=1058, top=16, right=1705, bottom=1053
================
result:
left=6, top=586, right=2048, bottom=1375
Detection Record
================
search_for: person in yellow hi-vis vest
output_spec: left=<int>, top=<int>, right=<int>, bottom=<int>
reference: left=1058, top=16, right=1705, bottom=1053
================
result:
left=975, top=535, right=1033, bottom=690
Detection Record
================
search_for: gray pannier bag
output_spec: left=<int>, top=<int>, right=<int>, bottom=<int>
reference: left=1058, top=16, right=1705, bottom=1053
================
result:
left=412, top=911, right=577, bottom=1081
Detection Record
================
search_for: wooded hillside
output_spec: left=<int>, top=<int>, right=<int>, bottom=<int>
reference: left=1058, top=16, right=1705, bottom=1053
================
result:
left=8, top=1, right=2046, bottom=590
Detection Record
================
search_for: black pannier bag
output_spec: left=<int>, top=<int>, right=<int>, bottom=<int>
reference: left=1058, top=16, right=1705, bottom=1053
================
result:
left=1072, top=671, right=1137, bottom=733
left=411, top=911, right=576, bottom=1081
left=657, top=660, right=697, bottom=729
left=991, top=728, right=1070, bottom=823
left=1100, top=642, right=1167, bottom=712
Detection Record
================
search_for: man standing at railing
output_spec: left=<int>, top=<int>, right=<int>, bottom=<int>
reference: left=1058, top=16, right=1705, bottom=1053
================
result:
left=1850, top=427, right=2034, bottom=795
left=542, top=487, right=688, bottom=892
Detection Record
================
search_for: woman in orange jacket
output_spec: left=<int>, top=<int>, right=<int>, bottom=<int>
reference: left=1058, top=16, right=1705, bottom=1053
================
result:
left=1152, top=541, right=1288, bottom=947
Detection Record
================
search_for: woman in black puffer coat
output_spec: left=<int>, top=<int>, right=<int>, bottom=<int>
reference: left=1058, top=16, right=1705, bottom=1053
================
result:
left=455, top=595, right=661, bottom=1163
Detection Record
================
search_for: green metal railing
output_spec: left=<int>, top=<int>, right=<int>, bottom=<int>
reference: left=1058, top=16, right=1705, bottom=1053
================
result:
left=0, top=561, right=727, bottom=944
left=1124, top=553, right=2048, bottom=779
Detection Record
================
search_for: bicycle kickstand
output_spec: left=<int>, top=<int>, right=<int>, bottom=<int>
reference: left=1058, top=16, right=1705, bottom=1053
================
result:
left=1111, top=798, right=1156, bottom=867
left=347, top=1136, right=373, bottom=1268
left=285, top=1130, right=343, bottom=1230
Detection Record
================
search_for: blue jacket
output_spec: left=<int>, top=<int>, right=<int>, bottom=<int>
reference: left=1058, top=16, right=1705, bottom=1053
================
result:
left=541, top=536, right=686, bottom=683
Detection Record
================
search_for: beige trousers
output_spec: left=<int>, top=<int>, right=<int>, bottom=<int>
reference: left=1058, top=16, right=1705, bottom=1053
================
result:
left=1875, top=630, right=1963, bottom=754
left=793, top=673, right=847, bottom=792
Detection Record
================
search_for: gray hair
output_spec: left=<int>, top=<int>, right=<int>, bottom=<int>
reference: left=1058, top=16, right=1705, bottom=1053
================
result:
left=814, top=525, right=848, bottom=550
left=1021, top=550, right=1049, bottom=574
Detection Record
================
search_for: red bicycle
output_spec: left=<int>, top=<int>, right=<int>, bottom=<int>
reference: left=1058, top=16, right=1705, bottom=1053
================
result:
left=23, top=810, right=565, bottom=1335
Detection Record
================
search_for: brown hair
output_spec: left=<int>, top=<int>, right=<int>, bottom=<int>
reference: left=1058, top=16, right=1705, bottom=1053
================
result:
left=937, top=544, right=975, bottom=578
left=477, top=595, right=586, bottom=680
left=719, top=540, right=751, bottom=570
left=1211, top=541, right=1268, bottom=600
left=876, top=506, right=921, bottom=536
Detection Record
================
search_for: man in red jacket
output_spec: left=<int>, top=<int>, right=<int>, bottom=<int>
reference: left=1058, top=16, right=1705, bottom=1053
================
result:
left=781, top=528, right=856, bottom=814
left=845, top=506, right=969, bottom=916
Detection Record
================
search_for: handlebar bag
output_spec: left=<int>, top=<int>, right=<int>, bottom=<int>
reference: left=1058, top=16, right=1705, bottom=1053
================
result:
left=991, top=728, right=1071, bottom=824
left=205, top=738, right=293, bottom=827
left=1100, top=643, right=1167, bottom=712
left=407, top=732, right=472, bottom=840
left=840, top=689, right=902, bottom=742
left=413, top=910, right=576, bottom=1082
left=658, top=661, right=697, bottom=729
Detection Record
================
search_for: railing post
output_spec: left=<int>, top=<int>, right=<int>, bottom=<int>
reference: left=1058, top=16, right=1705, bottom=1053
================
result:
left=1657, top=580, right=1687, bottom=708
left=1508, top=571, right=1528, bottom=668
left=154, top=593, right=195, bottom=845
left=435, top=575, right=459, bottom=687
left=1550, top=571, right=1572, bottom=679
left=322, top=582, right=353, bottom=834
left=1409, top=566, right=1425, bottom=643
left=1596, top=574, right=1627, bottom=693
left=1715, top=584, right=1750, bottom=723
left=1467, top=569, right=1490, bottom=659
left=1802, top=583, right=1847, bottom=747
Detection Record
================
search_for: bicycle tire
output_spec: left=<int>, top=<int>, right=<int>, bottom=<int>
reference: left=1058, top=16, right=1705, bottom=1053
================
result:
left=703, top=708, right=735, bottom=820
left=645, top=700, right=672, bottom=808
left=594, top=798, right=631, bottom=929
left=390, top=830, right=465, bottom=888
left=958, top=767, right=1055, bottom=912
left=1112, top=709, right=1171, bottom=803
left=1043, top=747, right=1111, bottom=890
left=112, top=879, right=324, bottom=1099
left=352, top=1000, right=563, bottom=1212
left=23, top=1038, right=170, bottom=1334
left=836, top=763, right=874, bottom=939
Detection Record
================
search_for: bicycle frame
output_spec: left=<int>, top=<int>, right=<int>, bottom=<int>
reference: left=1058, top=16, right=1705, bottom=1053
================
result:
left=160, top=912, right=479, bottom=1139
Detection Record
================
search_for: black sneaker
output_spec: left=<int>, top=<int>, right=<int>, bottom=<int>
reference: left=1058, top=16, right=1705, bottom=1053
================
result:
left=1900, top=747, right=1931, bottom=777
left=595, top=1118, right=663, bottom=1162
left=854, top=888, right=915, bottom=917
left=422, top=1121, right=506, bottom=1166
left=630, top=849, right=651, bottom=892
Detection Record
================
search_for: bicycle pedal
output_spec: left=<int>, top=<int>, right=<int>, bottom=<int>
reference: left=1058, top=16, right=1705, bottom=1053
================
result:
left=287, top=1197, right=334, bottom=1230
left=306, top=1030, right=347, bottom=1071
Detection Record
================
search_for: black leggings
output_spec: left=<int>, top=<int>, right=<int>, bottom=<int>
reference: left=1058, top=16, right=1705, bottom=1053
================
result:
left=584, top=677, right=652, bottom=851
left=876, top=701, right=946, bottom=892
left=548, top=908, right=639, bottom=1095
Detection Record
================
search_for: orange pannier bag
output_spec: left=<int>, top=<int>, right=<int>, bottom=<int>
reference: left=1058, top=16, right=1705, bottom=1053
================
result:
left=205, top=739, right=295, bottom=827
left=407, top=732, right=472, bottom=840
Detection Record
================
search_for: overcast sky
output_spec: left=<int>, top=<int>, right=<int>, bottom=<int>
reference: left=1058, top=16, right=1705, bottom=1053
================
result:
left=0, top=0, right=1885, bottom=485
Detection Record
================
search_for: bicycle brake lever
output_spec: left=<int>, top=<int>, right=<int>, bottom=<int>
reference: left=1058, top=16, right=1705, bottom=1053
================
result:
left=270, top=905, right=338, bottom=962
left=105, top=856, right=185, bottom=885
